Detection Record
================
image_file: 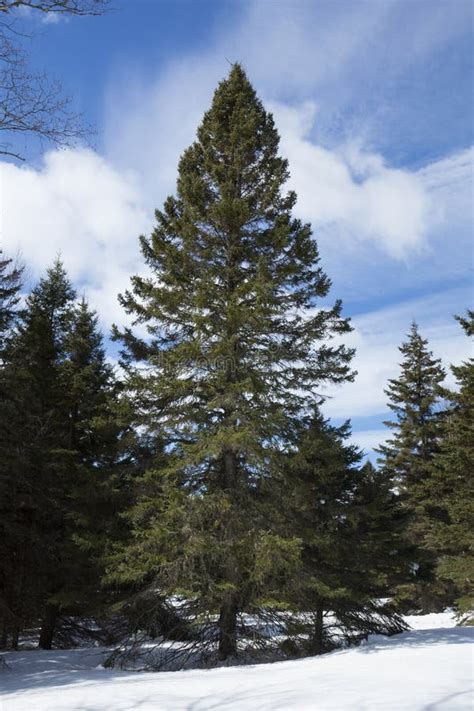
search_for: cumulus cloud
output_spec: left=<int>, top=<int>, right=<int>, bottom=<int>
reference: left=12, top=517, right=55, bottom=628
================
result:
left=349, top=429, right=388, bottom=457
left=105, top=80, right=432, bottom=260
left=0, top=131, right=470, bottom=367
left=270, top=102, right=431, bottom=258
left=103, top=57, right=222, bottom=210
left=0, top=149, right=151, bottom=327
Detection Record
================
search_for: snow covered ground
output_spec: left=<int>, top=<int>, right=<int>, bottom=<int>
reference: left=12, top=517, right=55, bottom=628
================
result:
left=1, top=612, right=472, bottom=710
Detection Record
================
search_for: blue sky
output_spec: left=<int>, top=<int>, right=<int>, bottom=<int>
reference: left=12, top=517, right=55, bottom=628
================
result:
left=2, top=0, right=473, bottom=458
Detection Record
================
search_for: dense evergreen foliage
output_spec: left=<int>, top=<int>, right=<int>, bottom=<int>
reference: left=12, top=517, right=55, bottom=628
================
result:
left=0, top=260, right=123, bottom=648
left=0, top=250, right=24, bottom=647
left=283, top=412, right=410, bottom=653
left=377, top=322, right=448, bottom=609
left=0, top=250, right=23, bottom=359
left=425, top=313, right=474, bottom=618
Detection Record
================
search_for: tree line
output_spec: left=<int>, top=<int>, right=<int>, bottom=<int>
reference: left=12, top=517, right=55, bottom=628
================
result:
left=0, top=66, right=472, bottom=665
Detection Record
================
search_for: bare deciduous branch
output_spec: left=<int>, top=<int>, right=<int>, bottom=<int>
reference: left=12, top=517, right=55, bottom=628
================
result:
left=0, top=0, right=109, bottom=159
left=0, top=1, right=109, bottom=16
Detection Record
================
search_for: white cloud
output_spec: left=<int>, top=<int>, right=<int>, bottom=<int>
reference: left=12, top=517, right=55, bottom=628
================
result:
left=350, top=429, right=388, bottom=456
left=103, top=58, right=222, bottom=211
left=104, top=76, right=432, bottom=260
left=0, top=140, right=470, bottom=363
left=0, top=149, right=151, bottom=328
left=270, top=102, right=431, bottom=258
left=41, top=11, right=63, bottom=25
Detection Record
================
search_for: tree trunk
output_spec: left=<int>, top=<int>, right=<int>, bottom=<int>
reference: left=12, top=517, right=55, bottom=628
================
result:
left=313, top=605, right=324, bottom=654
left=11, top=624, right=20, bottom=650
left=217, top=447, right=238, bottom=660
left=0, top=620, right=8, bottom=649
left=218, top=596, right=238, bottom=660
left=38, top=603, right=58, bottom=650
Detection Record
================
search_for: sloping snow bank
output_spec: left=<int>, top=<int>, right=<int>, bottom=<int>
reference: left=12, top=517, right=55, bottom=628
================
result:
left=1, top=613, right=472, bottom=711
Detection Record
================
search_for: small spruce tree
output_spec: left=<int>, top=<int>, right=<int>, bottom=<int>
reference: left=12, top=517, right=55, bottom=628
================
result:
left=284, top=411, right=409, bottom=654
left=378, top=322, right=446, bottom=610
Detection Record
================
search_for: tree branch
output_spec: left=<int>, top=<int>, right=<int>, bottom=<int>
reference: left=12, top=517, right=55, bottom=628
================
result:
left=0, top=1, right=110, bottom=15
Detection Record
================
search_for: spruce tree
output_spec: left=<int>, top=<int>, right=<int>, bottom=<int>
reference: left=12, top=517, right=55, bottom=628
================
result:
left=0, top=259, right=76, bottom=646
left=426, top=312, right=474, bottom=617
left=284, top=412, right=409, bottom=654
left=0, top=262, right=122, bottom=648
left=112, top=64, right=354, bottom=662
left=378, top=322, right=446, bottom=609
left=47, top=298, right=123, bottom=644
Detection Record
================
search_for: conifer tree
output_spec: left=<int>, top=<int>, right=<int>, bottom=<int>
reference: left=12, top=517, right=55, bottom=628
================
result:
left=112, top=64, right=354, bottom=662
left=46, top=298, right=123, bottom=643
left=378, top=322, right=446, bottom=609
left=0, top=261, right=122, bottom=648
left=284, top=412, right=409, bottom=654
left=426, top=312, right=474, bottom=617
left=0, top=259, right=76, bottom=646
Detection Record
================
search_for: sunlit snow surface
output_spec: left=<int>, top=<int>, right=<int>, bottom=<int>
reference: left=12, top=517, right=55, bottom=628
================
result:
left=1, top=612, right=472, bottom=710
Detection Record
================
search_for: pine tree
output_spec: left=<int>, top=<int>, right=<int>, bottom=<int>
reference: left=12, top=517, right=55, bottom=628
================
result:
left=284, top=412, right=409, bottom=654
left=425, top=312, right=474, bottom=618
left=112, top=64, right=354, bottom=663
left=378, top=322, right=446, bottom=610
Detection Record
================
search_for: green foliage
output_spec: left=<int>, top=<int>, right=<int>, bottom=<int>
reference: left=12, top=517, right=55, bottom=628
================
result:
left=425, top=312, right=474, bottom=617
left=0, top=260, right=123, bottom=648
left=378, top=322, right=446, bottom=491
left=0, top=250, right=23, bottom=359
left=283, top=411, right=409, bottom=652
left=4, top=65, right=451, bottom=662
left=0, top=259, right=75, bottom=643
left=377, top=322, right=449, bottom=610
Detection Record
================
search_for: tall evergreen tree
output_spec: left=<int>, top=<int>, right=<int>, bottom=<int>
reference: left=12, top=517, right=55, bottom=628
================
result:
left=378, top=322, right=446, bottom=609
left=284, top=412, right=409, bottom=654
left=112, top=64, right=354, bottom=662
left=425, top=312, right=474, bottom=617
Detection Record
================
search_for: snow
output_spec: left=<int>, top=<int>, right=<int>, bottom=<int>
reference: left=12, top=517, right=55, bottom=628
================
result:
left=1, top=613, right=472, bottom=711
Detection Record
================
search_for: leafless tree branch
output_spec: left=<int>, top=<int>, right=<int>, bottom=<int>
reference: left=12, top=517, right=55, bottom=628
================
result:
left=0, top=0, right=109, bottom=160
left=0, top=1, right=109, bottom=16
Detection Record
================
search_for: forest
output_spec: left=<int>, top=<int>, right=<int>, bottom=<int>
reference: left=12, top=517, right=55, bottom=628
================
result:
left=0, top=64, right=472, bottom=670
